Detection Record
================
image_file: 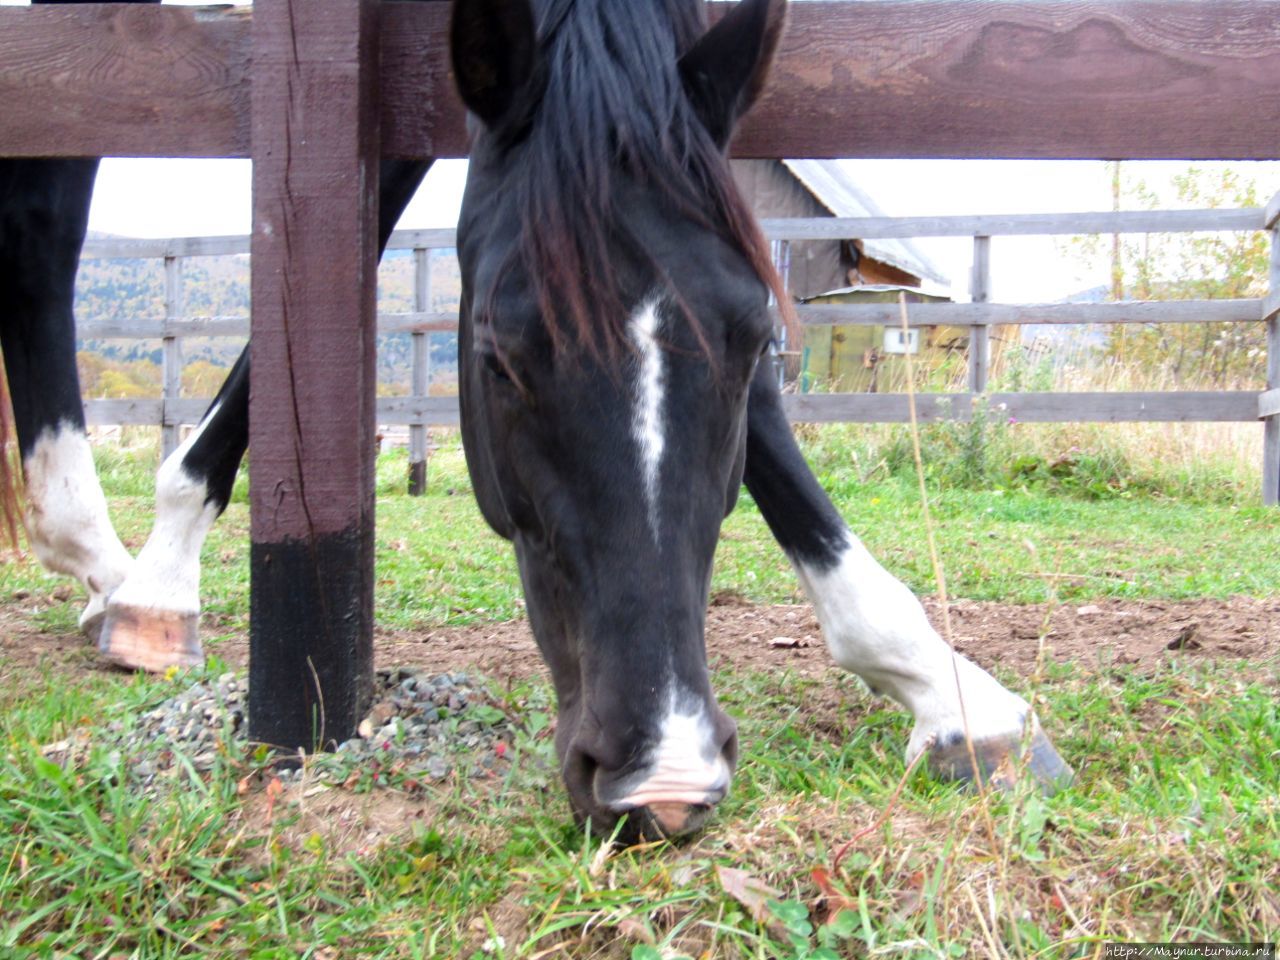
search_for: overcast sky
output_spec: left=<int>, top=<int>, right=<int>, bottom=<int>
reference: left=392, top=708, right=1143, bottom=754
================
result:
left=85, top=158, right=1280, bottom=304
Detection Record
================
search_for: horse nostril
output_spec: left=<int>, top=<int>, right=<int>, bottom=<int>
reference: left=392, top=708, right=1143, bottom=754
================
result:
left=621, top=801, right=716, bottom=843
left=646, top=801, right=697, bottom=835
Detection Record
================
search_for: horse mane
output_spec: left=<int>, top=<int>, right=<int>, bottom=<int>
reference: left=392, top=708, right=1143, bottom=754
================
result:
left=505, top=0, right=792, bottom=358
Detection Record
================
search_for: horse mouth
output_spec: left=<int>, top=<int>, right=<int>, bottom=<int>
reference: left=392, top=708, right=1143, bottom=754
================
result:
left=616, top=801, right=717, bottom=842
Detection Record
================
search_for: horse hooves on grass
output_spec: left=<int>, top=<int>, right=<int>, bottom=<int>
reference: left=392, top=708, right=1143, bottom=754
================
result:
left=97, top=604, right=204, bottom=673
left=927, top=727, right=1073, bottom=795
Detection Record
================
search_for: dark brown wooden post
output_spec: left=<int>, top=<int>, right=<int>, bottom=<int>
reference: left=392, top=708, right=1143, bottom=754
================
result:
left=248, top=0, right=381, bottom=752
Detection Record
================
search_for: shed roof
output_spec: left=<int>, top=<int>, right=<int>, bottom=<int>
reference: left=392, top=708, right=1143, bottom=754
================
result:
left=781, top=159, right=949, bottom=287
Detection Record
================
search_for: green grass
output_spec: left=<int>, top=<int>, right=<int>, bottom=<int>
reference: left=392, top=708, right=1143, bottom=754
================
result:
left=1, top=432, right=1278, bottom=956
left=10, top=434, right=1272, bottom=640
left=3, top=659, right=1277, bottom=956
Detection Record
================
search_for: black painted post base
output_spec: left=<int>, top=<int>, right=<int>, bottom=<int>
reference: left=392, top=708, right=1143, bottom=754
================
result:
left=248, top=529, right=374, bottom=753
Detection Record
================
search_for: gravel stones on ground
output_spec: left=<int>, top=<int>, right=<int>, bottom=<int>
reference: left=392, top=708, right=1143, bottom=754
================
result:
left=44, top=668, right=517, bottom=793
left=303, top=668, right=518, bottom=786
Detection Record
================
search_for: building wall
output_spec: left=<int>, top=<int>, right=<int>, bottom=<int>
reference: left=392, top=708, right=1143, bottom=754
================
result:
left=731, top=160, right=918, bottom=298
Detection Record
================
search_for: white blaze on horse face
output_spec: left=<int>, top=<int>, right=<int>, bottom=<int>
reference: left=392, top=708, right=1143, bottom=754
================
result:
left=629, top=297, right=666, bottom=539
left=105, top=403, right=223, bottom=620
left=607, top=689, right=732, bottom=810
left=22, top=424, right=134, bottom=629
left=794, top=533, right=1032, bottom=763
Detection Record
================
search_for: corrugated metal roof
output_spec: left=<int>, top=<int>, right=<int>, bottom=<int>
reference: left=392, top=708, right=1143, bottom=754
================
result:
left=781, top=159, right=949, bottom=287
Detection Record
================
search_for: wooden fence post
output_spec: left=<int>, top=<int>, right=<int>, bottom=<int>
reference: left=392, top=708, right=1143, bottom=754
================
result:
left=161, top=254, right=183, bottom=458
left=248, top=0, right=381, bottom=752
left=408, top=246, right=431, bottom=496
left=1264, top=197, right=1280, bottom=506
left=968, top=235, right=991, bottom=395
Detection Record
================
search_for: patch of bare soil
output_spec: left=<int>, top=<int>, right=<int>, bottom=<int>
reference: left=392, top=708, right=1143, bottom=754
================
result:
left=235, top=779, right=441, bottom=867
left=374, top=594, right=1280, bottom=686
left=3, top=596, right=1277, bottom=691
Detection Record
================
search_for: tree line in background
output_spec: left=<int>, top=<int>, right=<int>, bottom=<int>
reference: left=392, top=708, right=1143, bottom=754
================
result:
left=74, top=249, right=463, bottom=400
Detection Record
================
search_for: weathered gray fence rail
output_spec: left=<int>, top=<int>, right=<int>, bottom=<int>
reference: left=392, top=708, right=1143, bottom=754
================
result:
left=80, top=203, right=1280, bottom=502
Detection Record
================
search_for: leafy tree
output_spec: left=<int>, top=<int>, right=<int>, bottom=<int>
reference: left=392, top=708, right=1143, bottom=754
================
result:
left=1070, top=166, right=1270, bottom=388
left=180, top=359, right=230, bottom=398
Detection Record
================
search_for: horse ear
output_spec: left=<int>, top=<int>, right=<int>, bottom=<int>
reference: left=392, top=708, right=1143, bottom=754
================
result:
left=450, top=0, right=540, bottom=130
left=678, top=0, right=787, bottom=148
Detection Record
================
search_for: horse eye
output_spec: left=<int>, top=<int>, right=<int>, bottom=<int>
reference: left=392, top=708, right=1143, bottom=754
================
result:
left=481, top=349, right=513, bottom=383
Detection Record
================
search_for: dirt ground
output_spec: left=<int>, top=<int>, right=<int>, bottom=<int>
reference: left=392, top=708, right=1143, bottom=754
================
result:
left=7, top=594, right=1275, bottom=688
left=380, top=594, right=1280, bottom=685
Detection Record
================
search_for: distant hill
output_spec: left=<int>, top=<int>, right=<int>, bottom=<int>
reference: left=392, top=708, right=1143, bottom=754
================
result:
left=74, top=238, right=462, bottom=396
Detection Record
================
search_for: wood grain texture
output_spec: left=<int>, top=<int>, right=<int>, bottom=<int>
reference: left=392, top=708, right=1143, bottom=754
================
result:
left=0, top=4, right=249, bottom=158
left=5, top=2, right=1280, bottom=159
left=249, top=0, right=380, bottom=541
left=247, top=0, right=381, bottom=751
left=736, top=1, right=1280, bottom=159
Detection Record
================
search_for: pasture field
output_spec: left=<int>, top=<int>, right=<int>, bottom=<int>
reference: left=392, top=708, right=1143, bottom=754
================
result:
left=1, top=433, right=1277, bottom=958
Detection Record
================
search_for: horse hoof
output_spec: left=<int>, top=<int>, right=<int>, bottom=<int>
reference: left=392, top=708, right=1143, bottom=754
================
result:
left=97, top=604, right=203, bottom=673
left=927, top=726, right=1073, bottom=795
left=79, top=608, right=107, bottom=644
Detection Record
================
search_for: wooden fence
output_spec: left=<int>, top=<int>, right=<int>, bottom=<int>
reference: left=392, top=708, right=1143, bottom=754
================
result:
left=10, top=0, right=1280, bottom=749
left=81, top=203, right=1280, bottom=503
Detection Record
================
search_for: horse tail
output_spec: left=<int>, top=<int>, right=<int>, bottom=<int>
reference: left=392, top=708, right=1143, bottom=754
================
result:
left=0, top=363, right=24, bottom=552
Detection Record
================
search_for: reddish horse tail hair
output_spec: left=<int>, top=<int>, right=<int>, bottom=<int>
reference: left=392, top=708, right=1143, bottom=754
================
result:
left=0, top=364, right=24, bottom=552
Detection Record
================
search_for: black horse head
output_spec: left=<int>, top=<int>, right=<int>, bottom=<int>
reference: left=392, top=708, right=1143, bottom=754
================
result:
left=452, top=0, right=787, bottom=842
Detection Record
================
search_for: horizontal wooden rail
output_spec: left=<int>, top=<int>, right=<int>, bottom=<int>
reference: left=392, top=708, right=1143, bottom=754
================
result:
left=7, top=2, right=1280, bottom=160
left=77, top=299, right=1263, bottom=341
left=760, top=208, right=1266, bottom=242
left=788, top=299, right=1263, bottom=328
left=80, top=207, right=1260, bottom=263
left=86, top=396, right=462, bottom=429
left=780, top=391, right=1262, bottom=424
left=1260, top=388, right=1280, bottom=420
left=88, top=391, right=1261, bottom=430
left=76, top=312, right=460, bottom=339
left=80, top=228, right=457, bottom=261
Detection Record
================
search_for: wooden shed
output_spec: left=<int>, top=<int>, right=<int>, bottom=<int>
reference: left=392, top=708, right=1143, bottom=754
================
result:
left=732, top=159, right=962, bottom=390
left=731, top=159, right=949, bottom=297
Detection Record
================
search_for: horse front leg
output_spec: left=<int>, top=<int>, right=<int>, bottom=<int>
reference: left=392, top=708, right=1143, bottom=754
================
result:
left=743, top=362, right=1072, bottom=791
left=0, top=158, right=135, bottom=636
left=96, top=349, right=248, bottom=671
left=97, top=159, right=436, bottom=671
